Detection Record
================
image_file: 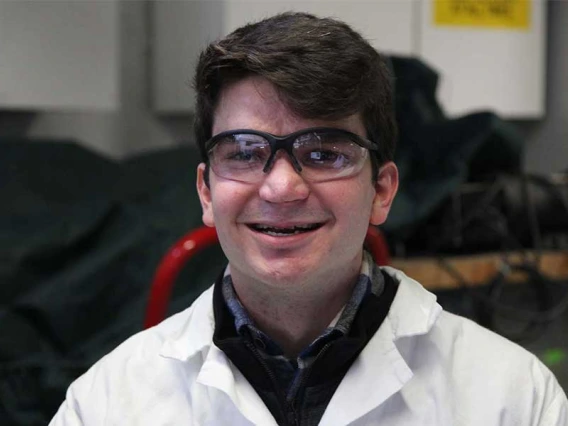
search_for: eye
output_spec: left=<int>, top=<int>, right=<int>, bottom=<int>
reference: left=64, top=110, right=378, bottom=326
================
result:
left=306, top=149, right=348, bottom=168
left=213, top=135, right=270, bottom=166
left=294, top=133, right=359, bottom=169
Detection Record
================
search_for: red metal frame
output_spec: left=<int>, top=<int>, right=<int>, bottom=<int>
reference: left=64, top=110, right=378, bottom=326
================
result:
left=144, top=225, right=390, bottom=329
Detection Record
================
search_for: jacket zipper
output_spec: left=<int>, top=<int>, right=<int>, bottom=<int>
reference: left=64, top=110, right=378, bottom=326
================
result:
left=245, top=340, right=299, bottom=426
left=245, top=338, right=334, bottom=426
left=288, top=341, right=333, bottom=402
left=285, top=341, right=334, bottom=426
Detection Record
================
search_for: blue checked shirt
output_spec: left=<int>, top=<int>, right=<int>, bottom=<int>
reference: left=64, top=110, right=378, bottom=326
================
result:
left=222, top=251, right=384, bottom=402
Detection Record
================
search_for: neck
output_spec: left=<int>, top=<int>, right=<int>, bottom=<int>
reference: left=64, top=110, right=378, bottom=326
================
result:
left=230, top=257, right=362, bottom=357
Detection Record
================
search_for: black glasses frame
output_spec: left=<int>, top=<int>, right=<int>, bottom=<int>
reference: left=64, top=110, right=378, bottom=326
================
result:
left=205, top=127, right=378, bottom=174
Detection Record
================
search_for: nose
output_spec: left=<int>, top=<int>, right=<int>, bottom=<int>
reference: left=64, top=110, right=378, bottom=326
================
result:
left=258, top=151, right=310, bottom=203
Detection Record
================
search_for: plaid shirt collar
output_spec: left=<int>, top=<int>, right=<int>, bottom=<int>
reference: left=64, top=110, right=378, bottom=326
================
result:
left=221, top=251, right=383, bottom=360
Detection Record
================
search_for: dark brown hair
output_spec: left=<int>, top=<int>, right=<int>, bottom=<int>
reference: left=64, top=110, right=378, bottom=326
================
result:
left=193, top=12, right=397, bottom=178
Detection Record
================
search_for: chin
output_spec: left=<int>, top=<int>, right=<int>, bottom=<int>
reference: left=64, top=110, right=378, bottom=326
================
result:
left=250, top=255, right=320, bottom=287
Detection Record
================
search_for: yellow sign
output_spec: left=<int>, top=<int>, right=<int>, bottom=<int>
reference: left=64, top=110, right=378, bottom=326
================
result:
left=434, top=0, right=531, bottom=29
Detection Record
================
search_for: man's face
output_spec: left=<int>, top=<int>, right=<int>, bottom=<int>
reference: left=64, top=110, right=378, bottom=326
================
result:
left=196, top=76, right=397, bottom=291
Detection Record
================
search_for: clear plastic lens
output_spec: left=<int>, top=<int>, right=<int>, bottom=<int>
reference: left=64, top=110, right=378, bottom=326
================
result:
left=209, top=131, right=368, bottom=182
left=294, top=137, right=362, bottom=170
left=212, top=137, right=270, bottom=171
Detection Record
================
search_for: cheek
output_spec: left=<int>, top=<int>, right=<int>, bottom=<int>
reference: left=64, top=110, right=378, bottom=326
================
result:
left=337, top=178, right=375, bottom=216
left=341, top=188, right=376, bottom=246
left=318, top=182, right=375, bottom=239
left=210, top=181, right=251, bottom=223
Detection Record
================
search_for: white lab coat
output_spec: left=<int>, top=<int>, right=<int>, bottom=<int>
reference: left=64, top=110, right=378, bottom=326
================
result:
left=50, top=267, right=567, bottom=426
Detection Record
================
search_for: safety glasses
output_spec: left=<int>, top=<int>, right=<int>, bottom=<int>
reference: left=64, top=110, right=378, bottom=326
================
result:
left=205, top=127, right=377, bottom=183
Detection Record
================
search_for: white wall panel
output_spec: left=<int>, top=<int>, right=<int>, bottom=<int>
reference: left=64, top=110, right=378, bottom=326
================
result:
left=152, top=0, right=414, bottom=113
left=417, top=0, right=546, bottom=118
left=0, top=0, right=119, bottom=110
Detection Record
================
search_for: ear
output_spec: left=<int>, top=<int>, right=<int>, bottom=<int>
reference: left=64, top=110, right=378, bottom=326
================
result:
left=370, top=161, right=399, bottom=226
left=196, top=163, right=215, bottom=227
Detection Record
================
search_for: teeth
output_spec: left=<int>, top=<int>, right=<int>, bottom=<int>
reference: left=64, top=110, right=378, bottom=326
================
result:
left=255, top=225, right=275, bottom=230
left=252, top=223, right=320, bottom=235
left=255, top=224, right=317, bottom=230
left=294, top=224, right=316, bottom=230
left=265, top=229, right=304, bottom=236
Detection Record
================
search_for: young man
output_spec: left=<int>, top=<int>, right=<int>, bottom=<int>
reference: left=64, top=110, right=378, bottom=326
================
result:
left=51, top=12, right=566, bottom=426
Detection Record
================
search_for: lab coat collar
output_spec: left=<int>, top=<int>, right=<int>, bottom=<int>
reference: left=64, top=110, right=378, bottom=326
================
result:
left=159, top=287, right=278, bottom=425
left=159, top=267, right=442, bottom=425
left=382, top=266, right=442, bottom=339
left=158, top=286, right=216, bottom=361
left=319, top=266, right=442, bottom=425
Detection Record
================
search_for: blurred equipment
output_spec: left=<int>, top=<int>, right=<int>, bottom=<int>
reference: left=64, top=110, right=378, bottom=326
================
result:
left=383, top=56, right=525, bottom=240
left=376, top=55, right=568, bottom=344
left=408, top=173, right=568, bottom=255
left=394, top=172, right=568, bottom=343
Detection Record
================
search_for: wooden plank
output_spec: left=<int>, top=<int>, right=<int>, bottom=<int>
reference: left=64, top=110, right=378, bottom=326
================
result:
left=390, top=251, right=568, bottom=290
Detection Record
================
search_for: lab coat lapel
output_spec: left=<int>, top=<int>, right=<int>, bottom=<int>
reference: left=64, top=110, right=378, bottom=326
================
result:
left=319, top=267, right=442, bottom=425
left=159, top=286, right=277, bottom=425
left=318, top=316, right=413, bottom=426
left=196, top=344, right=278, bottom=426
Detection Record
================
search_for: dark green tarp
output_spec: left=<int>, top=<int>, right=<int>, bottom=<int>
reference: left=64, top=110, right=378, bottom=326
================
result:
left=0, top=140, right=225, bottom=424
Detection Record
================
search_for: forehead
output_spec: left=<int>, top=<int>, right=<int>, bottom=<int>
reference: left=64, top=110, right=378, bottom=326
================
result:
left=212, top=75, right=366, bottom=138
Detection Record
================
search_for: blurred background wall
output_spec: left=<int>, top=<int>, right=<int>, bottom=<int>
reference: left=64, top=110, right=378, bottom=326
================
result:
left=0, top=0, right=565, bottom=172
left=516, top=0, right=568, bottom=173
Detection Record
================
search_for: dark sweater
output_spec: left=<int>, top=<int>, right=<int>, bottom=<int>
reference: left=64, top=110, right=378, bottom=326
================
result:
left=212, top=260, right=398, bottom=426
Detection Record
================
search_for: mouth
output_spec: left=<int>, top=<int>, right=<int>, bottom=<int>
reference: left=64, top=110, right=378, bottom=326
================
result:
left=247, top=222, right=324, bottom=237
